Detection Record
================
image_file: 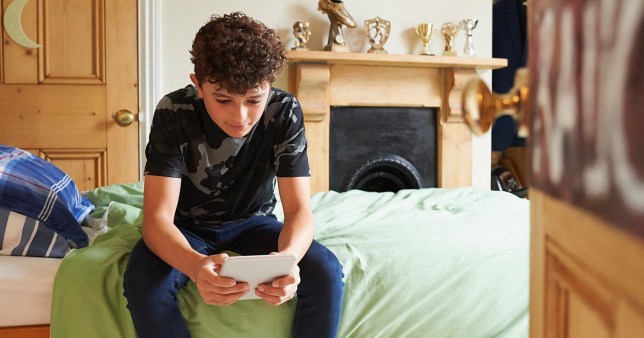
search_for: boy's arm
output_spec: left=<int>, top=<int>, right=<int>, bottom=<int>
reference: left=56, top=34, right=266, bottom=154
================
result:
left=254, top=176, right=312, bottom=305
left=276, top=176, right=314, bottom=262
left=142, top=175, right=207, bottom=279
left=142, top=175, right=248, bottom=305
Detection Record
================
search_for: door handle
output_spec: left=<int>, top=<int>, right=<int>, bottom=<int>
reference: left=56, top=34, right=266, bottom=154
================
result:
left=462, top=68, right=529, bottom=137
left=113, top=110, right=135, bottom=127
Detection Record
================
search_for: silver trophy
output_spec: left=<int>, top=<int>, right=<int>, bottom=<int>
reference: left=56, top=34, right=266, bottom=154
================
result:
left=460, top=19, right=479, bottom=57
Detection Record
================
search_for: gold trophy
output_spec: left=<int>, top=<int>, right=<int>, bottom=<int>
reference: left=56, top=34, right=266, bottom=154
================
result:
left=441, top=22, right=459, bottom=56
left=318, top=0, right=356, bottom=52
left=415, top=23, right=435, bottom=55
left=364, top=17, right=390, bottom=54
left=291, top=21, right=312, bottom=51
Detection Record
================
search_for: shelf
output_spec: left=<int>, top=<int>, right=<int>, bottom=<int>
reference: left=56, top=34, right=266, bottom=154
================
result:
left=286, top=50, right=507, bottom=70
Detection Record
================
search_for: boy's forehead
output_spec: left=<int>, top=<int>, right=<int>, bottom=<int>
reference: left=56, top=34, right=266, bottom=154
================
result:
left=208, top=82, right=269, bottom=96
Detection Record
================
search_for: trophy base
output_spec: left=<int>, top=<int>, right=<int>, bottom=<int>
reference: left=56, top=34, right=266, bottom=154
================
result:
left=420, top=52, right=436, bottom=56
left=442, top=50, right=457, bottom=57
left=324, top=43, right=351, bottom=52
left=291, top=47, right=309, bottom=51
left=367, top=48, right=388, bottom=54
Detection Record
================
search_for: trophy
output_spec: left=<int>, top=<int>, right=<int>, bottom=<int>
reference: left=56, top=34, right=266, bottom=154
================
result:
left=441, top=22, right=459, bottom=56
left=460, top=19, right=479, bottom=56
left=318, top=0, right=356, bottom=52
left=415, top=23, right=435, bottom=55
left=291, top=21, right=312, bottom=51
left=364, top=17, right=391, bottom=54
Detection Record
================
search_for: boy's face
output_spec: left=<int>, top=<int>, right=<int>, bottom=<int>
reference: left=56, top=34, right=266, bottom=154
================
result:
left=190, top=74, right=270, bottom=138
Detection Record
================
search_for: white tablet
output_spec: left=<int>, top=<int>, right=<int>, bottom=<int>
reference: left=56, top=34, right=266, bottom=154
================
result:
left=219, top=253, right=297, bottom=300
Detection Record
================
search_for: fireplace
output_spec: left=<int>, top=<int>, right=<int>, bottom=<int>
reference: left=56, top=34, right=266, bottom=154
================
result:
left=329, top=106, right=437, bottom=192
left=287, top=51, right=506, bottom=194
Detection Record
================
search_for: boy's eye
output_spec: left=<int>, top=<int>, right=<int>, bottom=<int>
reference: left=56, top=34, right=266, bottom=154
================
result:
left=216, top=99, right=230, bottom=104
left=248, top=100, right=261, bottom=104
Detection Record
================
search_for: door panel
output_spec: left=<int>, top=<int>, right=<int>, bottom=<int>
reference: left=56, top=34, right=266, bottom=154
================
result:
left=545, top=241, right=614, bottom=338
left=0, top=85, right=106, bottom=148
left=529, top=0, right=644, bottom=336
left=42, top=0, right=105, bottom=84
left=0, top=0, right=138, bottom=188
left=40, top=149, right=106, bottom=191
left=1, top=0, right=40, bottom=83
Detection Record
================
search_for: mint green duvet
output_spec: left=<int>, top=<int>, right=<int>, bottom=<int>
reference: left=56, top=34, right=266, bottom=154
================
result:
left=51, top=183, right=529, bottom=338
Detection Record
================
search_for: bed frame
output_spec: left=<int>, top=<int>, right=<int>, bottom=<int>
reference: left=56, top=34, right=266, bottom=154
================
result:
left=0, top=325, right=49, bottom=338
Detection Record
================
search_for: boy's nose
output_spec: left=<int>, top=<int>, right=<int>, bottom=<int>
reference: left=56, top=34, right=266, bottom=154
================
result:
left=232, top=104, right=248, bottom=121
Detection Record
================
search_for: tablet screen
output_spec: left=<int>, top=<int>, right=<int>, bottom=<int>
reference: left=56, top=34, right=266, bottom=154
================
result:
left=219, top=254, right=297, bottom=300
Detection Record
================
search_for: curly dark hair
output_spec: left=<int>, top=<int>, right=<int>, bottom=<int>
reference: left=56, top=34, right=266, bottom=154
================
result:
left=190, top=12, right=286, bottom=95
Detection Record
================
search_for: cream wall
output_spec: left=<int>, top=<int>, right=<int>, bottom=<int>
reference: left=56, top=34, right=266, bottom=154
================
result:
left=153, top=0, right=494, bottom=188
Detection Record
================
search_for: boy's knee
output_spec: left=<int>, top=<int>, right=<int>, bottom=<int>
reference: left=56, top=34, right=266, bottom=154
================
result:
left=301, top=243, right=344, bottom=283
left=122, top=241, right=174, bottom=301
left=123, top=263, right=149, bottom=303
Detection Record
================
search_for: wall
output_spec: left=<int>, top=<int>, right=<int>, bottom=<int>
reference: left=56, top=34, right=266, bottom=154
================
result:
left=151, top=0, right=493, bottom=188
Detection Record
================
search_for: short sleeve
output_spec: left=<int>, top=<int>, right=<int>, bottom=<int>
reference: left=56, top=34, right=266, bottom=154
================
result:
left=144, top=96, right=184, bottom=178
left=274, top=97, right=311, bottom=177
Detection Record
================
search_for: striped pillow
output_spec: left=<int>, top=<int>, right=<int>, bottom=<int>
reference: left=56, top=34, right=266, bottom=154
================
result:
left=0, top=146, right=94, bottom=249
left=0, top=209, right=70, bottom=258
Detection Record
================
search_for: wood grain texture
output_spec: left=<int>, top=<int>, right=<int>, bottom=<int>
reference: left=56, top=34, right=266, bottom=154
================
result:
left=0, top=325, right=49, bottom=338
left=287, top=51, right=497, bottom=193
left=1, top=0, right=40, bottom=83
left=41, top=0, right=105, bottom=84
left=104, top=0, right=139, bottom=184
left=0, top=0, right=139, bottom=188
left=530, top=189, right=644, bottom=337
left=287, top=50, right=507, bottom=69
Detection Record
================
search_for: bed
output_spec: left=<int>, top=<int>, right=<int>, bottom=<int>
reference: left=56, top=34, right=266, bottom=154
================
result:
left=0, top=256, right=61, bottom=330
left=0, top=183, right=529, bottom=337
left=0, top=180, right=529, bottom=337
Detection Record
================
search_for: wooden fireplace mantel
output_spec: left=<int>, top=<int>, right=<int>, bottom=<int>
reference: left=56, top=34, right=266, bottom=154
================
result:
left=286, top=50, right=506, bottom=194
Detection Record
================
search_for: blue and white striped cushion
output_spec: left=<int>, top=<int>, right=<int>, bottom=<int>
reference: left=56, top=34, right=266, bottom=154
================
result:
left=0, top=209, right=70, bottom=258
left=0, top=145, right=94, bottom=248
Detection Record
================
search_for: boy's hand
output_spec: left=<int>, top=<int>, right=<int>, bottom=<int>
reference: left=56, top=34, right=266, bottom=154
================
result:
left=255, top=264, right=301, bottom=306
left=193, top=253, right=250, bottom=306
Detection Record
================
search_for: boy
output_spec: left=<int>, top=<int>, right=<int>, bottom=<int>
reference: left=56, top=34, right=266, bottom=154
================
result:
left=123, top=12, right=344, bottom=338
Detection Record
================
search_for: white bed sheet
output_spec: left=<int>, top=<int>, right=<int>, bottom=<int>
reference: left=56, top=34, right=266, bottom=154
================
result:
left=0, top=255, right=61, bottom=326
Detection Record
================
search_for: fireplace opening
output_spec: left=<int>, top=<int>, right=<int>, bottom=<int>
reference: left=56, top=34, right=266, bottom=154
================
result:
left=342, top=153, right=423, bottom=192
left=329, top=106, right=437, bottom=192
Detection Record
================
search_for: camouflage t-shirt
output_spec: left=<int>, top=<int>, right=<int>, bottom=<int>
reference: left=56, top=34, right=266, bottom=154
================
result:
left=144, top=85, right=310, bottom=227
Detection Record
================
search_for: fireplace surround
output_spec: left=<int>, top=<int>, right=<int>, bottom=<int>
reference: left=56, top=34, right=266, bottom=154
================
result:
left=287, top=51, right=505, bottom=194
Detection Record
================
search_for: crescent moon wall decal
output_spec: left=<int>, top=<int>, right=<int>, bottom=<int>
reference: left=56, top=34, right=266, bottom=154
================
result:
left=3, top=0, right=42, bottom=49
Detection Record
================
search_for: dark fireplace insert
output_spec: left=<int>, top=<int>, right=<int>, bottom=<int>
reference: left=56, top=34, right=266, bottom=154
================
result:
left=329, top=106, right=437, bottom=192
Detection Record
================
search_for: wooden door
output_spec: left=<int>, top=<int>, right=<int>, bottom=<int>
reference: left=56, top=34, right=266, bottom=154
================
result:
left=0, top=0, right=138, bottom=190
left=528, top=0, right=644, bottom=336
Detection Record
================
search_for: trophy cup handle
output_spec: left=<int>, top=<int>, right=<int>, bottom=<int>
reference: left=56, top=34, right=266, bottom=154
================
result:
left=461, top=68, right=530, bottom=137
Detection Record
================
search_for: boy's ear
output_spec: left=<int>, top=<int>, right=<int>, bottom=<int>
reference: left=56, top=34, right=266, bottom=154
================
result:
left=189, top=74, right=203, bottom=98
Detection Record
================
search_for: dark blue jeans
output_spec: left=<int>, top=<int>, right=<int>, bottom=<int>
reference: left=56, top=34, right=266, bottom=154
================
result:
left=123, top=216, right=344, bottom=338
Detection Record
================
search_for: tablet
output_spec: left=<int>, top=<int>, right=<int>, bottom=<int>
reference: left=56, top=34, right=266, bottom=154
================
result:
left=219, top=253, right=297, bottom=300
